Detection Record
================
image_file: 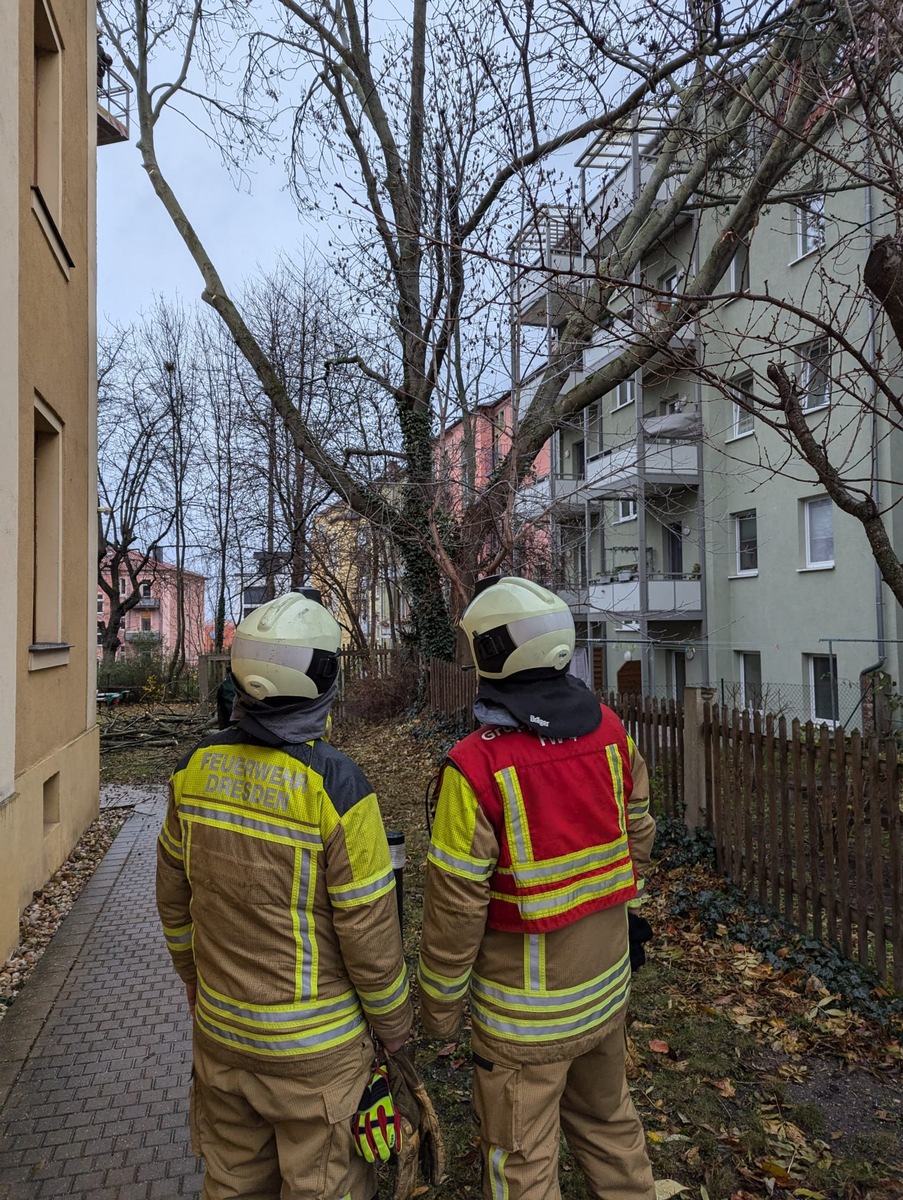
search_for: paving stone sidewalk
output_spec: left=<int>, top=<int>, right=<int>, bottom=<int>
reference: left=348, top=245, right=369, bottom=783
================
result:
left=0, top=788, right=203, bottom=1199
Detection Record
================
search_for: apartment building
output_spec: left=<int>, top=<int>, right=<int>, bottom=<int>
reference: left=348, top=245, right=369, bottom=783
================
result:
left=97, top=553, right=207, bottom=666
left=511, top=118, right=903, bottom=730
left=0, top=4, right=129, bottom=961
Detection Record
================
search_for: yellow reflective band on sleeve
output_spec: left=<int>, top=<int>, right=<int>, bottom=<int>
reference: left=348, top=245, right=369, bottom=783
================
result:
left=416, top=959, right=471, bottom=1003
left=489, top=1146, right=510, bottom=1200
left=158, top=823, right=183, bottom=862
left=605, top=745, right=627, bottom=835
left=357, top=966, right=409, bottom=1016
left=471, top=953, right=632, bottom=1043
left=162, top=922, right=193, bottom=954
left=327, top=867, right=395, bottom=907
left=628, top=795, right=650, bottom=820
left=496, top=767, right=534, bottom=865
left=427, top=841, right=494, bottom=881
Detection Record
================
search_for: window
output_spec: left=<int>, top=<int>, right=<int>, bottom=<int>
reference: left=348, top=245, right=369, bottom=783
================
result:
left=804, top=496, right=834, bottom=567
left=119, top=575, right=127, bottom=595
left=730, top=375, right=755, bottom=438
left=617, top=497, right=638, bottom=522
left=33, top=397, right=63, bottom=645
left=809, top=654, right=839, bottom=723
left=611, top=379, right=635, bottom=410
left=490, top=409, right=506, bottom=470
left=571, top=439, right=585, bottom=478
left=728, top=241, right=750, bottom=293
left=796, top=195, right=825, bottom=259
left=798, top=337, right=831, bottom=410
left=96, top=591, right=104, bottom=614
left=96, top=623, right=104, bottom=646
left=33, top=0, right=63, bottom=222
left=586, top=401, right=603, bottom=457
left=140, top=616, right=151, bottom=633
left=739, top=651, right=763, bottom=711
left=734, top=510, right=758, bottom=574
left=655, top=270, right=679, bottom=314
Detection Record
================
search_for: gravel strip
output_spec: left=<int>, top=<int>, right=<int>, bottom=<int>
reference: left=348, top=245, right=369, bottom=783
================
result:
left=0, top=808, right=131, bottom=1024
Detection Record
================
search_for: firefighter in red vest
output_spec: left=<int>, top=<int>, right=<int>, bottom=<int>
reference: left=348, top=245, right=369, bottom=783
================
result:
left=417, top=576, right=656, bottom=1200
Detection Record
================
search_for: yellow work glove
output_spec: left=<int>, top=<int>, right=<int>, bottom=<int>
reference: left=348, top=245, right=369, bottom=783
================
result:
left=352, top=1063, right=403, bottom=1163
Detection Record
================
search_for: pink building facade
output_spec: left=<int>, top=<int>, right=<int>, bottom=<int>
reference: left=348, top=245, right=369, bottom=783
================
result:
left=97, top=553, right=207, bottom=664
left=437, top=392, right=552, bottom=571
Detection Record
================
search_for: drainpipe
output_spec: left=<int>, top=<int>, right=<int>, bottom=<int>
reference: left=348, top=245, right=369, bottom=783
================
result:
left=859, top=133, right=886, bottom=717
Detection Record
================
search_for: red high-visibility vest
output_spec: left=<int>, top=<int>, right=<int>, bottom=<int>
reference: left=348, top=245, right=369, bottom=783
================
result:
left=446, top=705, right=638, bottom=933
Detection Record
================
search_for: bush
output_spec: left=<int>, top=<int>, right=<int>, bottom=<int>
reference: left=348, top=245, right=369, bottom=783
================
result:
left=337, top=656, right=422, bottom=724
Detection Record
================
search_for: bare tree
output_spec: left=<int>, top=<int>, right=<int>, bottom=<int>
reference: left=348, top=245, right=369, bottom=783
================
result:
left=98, top=0, right=896, bottom=653
left=97, top=330, right=177, bottom=665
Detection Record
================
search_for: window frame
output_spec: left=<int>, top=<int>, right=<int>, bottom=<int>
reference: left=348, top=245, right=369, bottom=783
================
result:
left=795, top=195, right=825, bottom=260
left=808, top=653, right=840, bottom=725
left=616, top=497, right=638, bottom=523
left=739, top=650, right=764, bottom=713
left=728, top=241, right=750, bottom=294
left=729, top=375, right=755, bottom=440
left=611, top=378, right=635, bottom=411
left=733, top=509, right=758, bottom=576
left=804, top=496, right=834, bottom=568
left=798, top=336, right=831, bottom=412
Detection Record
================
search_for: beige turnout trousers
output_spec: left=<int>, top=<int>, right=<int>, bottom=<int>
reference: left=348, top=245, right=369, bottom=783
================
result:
left=190, top=1035, right=376, bottom=1200
left=472, top=1014, right=655, bottom=1200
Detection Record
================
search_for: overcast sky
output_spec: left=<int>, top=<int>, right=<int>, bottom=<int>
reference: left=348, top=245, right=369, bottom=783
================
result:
left=96, top=105, right=314, bottom=330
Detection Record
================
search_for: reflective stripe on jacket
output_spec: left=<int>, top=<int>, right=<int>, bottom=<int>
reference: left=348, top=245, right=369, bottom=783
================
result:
left=446, top=708, right=638, bottom=933
left=156, top=729, right=411, bottom=1074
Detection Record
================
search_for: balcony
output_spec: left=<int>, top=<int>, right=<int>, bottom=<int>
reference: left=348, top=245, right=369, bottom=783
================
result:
left=588, top=573, right=702, bottom=619
left=585, top=437, right=699, bottom=498
left=136, top=597, right=159, bottom=609
left=510, top=209, right=582, bottom=327
left=515, top=471, right=586, bottom=520
left=124, top=630, right=161, bottom=643
left=97, top=65, right=130, bottom=146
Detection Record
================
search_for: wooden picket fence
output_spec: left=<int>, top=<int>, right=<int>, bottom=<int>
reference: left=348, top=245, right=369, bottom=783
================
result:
left=604, top=693, right=683, bottom=819
left=704, top=705, right=903, bottom=989
left=426, top=656, right=478, bottom=725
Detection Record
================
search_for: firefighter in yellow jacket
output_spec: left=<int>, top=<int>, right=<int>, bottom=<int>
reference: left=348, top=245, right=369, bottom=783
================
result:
left=156, top=590, right=412, bottom=1200
left=417, top=576, right=656, bottom=1200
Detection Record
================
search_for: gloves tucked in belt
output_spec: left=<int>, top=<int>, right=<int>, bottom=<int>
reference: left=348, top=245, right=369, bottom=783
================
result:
left=628, top=911, right=653, bottom=972
left=352, top=1062, right=402, bottom=1163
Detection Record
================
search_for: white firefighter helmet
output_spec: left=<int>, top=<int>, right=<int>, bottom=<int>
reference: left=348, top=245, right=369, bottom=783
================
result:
left=231, top=590, right=341, bottom=701
left=459, top=576, right=574, bottom=679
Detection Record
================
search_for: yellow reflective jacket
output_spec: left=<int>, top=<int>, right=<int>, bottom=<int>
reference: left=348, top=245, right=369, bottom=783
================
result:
left=156, top=729, right=412, bottom=1075
left=417, top=726, right=655, bottom=1064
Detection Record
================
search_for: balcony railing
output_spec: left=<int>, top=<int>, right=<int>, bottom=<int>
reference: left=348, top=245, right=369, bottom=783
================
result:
left=585, top=436, right=699, bottom=497
left=97, top=64, right=130, bottom=146
left=124, top=630, right=161, bottom=643
left=136, top=597, right=160, bottom=609
left=588, top=573, right=702, bottom=618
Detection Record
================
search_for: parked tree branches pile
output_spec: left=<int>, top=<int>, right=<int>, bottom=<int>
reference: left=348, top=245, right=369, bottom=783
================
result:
left=98, top=704, right=215, bottom=755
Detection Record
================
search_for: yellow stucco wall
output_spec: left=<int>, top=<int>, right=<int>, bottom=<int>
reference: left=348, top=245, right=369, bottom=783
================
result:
left=0, top=0, right=100, bottom=962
